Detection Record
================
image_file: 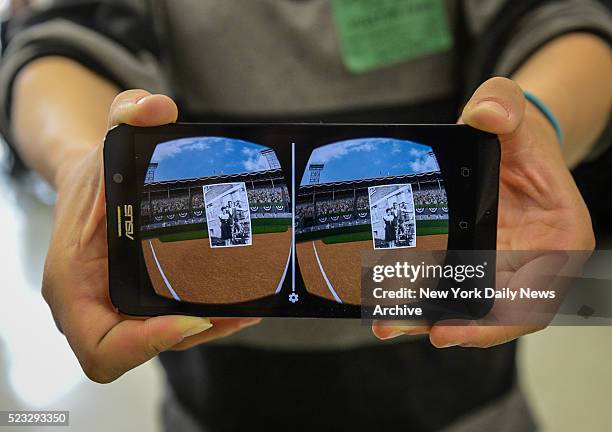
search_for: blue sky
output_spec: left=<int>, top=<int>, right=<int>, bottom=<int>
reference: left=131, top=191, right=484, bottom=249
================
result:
left=300, top=138, right=439, bottom=185
left=146, top=136, right=438, bottom=184
left=148, top=137, right=277, bottom=182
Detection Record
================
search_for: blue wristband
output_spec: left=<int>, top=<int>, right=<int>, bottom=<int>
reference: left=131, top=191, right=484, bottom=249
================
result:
left=523, top=91, right=564, bottom=145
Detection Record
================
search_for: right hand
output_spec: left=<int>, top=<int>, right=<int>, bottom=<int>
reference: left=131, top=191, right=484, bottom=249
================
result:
left=44, top=90, right=261, bottom=383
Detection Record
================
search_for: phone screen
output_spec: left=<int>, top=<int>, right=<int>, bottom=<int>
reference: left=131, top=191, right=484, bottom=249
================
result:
left=139, top=136, right=448, bottom=306
left=105, top=123, right=498, bottom=317
left=296, top=139, right=448, bottom=305
left=140, top=137, right=292, bottom=305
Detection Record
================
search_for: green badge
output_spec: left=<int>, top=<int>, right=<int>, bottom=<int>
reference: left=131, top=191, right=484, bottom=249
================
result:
left=332, top=0, right=453, bottom=73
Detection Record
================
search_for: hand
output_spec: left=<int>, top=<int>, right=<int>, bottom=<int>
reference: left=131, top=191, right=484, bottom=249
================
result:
left=372, top=77, right=595, bottom=347
left=44, top=90, right=261, bottom=383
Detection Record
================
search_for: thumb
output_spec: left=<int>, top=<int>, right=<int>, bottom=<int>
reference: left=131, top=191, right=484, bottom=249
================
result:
left=108, top=89, right=178, bottom=128
left=461, top=77, right=525, bottom=135
left=78, top=314, right=212, bottom=383
left=79, top=90, right=177, bottom=242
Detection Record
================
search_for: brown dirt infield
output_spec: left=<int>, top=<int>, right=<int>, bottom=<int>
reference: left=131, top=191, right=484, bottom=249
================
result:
left=142, top=231, right=291, bottom=303
left=296, top=235, right=448, bottom=305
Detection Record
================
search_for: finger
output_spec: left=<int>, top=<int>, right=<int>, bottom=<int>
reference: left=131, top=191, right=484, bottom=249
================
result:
left=461, top=77, right=525, bottom=135
left=68, top=305, right=212, bottom=383
left=372, top=321, right=431, bottom=340
left=428, top=324, right=540, bottom=349
left=108, top=89, right=178, bottom=128
left=171, top=318, right=262, bottom=351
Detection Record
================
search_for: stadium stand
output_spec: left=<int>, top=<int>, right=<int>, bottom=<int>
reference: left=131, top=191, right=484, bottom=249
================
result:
left=140, top=169, right=290, bottom=234
left=296, top=174, right=448, bottom=234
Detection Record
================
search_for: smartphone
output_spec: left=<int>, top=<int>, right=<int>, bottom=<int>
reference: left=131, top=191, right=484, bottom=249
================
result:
left=104, top=123, right=499, bottom=318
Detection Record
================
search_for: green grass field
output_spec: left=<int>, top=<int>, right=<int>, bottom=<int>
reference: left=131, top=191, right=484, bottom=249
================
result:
left=157, top=218, right=291, bottom=242
left=152, top=217, right=447, bottom=245
left=310, top=219, right=449, bottom=245
left=321, top=231, right=373, bottom=245
left=159, top=231, right=209, bottom=242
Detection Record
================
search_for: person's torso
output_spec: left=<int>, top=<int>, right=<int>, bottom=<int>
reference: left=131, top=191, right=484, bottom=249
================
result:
left=153, top=0, right=462, bottom=119
left=147, top=0, right=471, bottom=350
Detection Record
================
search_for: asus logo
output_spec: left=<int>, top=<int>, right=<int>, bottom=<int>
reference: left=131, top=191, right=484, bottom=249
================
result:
left=117, top=204, right=134, bottom=240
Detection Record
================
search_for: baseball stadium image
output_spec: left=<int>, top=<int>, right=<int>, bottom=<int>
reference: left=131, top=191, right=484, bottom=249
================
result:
left=295, top=138, right=449, bottom=305
left=140, top=137, right=291, bottom=304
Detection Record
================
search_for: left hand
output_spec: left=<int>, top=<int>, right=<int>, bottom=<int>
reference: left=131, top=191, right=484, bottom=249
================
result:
left=372, top=77, right=595, bottom=347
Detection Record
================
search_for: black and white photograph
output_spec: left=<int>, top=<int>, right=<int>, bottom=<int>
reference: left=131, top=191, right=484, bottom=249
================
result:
left=204, top=182, right=252, bottom=248
left=368, top=184, right=416, bottom=249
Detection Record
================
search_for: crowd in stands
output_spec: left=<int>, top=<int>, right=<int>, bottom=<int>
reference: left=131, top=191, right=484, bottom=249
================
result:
left=296, top=188, right=447, bottom=218
left=151, top=195, right=190, bottom=214
left=141, top=184, right=288, bottom=216
left=413, top=188, right=447, bottom=206
left=315, top=198, right=354, bottom=216
left=296, top=204, right=315, bottom=220
left=296, top=196, right=359, bottom=220
left=142, top=185, right=447, bottom=218
left=247, top=186, right=287, bottom=205
left=356, top=195, right=369, bottom=210
left=191, top=193, right=204, bottom=209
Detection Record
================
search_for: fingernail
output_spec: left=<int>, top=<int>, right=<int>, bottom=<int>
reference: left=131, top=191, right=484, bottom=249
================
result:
left=238, top=318, right=262, bottom=328
left=439, top=341, right=460, bottom=348
left=378, top=327, right=410, bottom=340
left=474, top=101, right=509, bottom=118
left=136, top=95, right=151, bottom=105
left=181, top=317, right=213, bottom=338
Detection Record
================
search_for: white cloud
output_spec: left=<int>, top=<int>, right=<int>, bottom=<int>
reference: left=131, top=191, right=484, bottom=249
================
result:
left=151, top=137, right=211, bottom=162
left=241, top=147, right=259, bottom=157
left=309, top=139, right=378, bottom=164
left=409, top=153, right=438, bottom=173
left=241, top=147, right=270, bottom=171
left=401, top=146, right=438, bottom=173
left=243, top=155, right=270, bottom=172
left=408, top=147, right=427, bottom=158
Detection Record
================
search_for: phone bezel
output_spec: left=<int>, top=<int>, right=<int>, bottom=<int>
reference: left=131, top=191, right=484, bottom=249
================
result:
left=104, top=123, right=499, bottom=318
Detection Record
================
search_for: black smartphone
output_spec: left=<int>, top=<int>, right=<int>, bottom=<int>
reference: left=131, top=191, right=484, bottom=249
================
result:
left=104, top=123, right=499, bottom=318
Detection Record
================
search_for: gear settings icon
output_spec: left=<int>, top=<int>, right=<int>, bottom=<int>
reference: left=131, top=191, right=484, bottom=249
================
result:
left=288, top=292, right=299, bottom=303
